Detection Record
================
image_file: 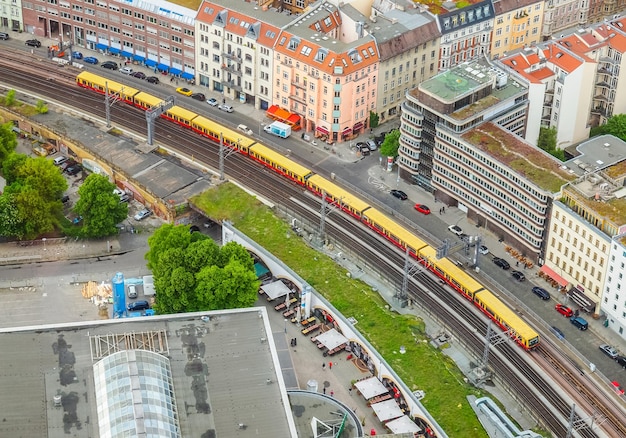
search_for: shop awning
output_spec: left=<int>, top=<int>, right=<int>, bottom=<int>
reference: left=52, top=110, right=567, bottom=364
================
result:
left=316, top=125, right=329, bottom=135
left=567, top=287, right=596, bottom=313
left=342, top=127, right=352, bottom=135
left=287, top=113, right=301, bottom=125
left=133, top=54, right=145, bottom=62
left=267, top=105, right=291, bottom=122
left=145, top=59, right=157, bottom=67
left=157, top=63, right=169, bottom=71
left=109, top=47, right=120, bottom=54
left=120, top=50, right=133, bottom=58
left=95, top=43, right=108, bottom=51
left=169, top=68, right=182, bottom=76
left=181, top=72, right=194, bottom=80
left=353, top=121, right=364, bottom=131
left=539, top=265, right=569, bottom=287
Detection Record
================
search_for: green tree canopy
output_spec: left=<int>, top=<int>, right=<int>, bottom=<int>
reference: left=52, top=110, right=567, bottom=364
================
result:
left=0, top=122, right=18, bottom=164
left=73, top=174, right=128, bottom=237
left=2, top=155, right=67, bottom=239
left=2, top=152, right=27, bottom=184
left=537, top=126, right=557, bottom=152
left=146, top=224, right=259, bottom=314
left=379, top=129, right=400, bottom=158
left=0, top=194, right=22, bottom=239
left=593, top=114, right=626, bottom=141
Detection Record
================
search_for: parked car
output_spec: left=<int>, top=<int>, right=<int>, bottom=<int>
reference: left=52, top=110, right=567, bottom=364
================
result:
left=414, top=204, right=431, bottom=215
left=130, top=71, right=146, bottom=79
left=60, top=159, right=77, bottom=171
left=478, top=245, right=489, bottom=255
left=366, top=140, right=377, bottom=151
left=83, top=56, right=99, bottom=65
left=448, top=224, right=463, bottom=236
left=493, top=257, right=510, bottom=270
left=146, top=76, right=160, bottom=84
left=134, top=209, right=152, bottom=221
left=600, top=344, right=619, bottom=359
left=531, top=286, right=550, bottom=300
left=0, top=32, right=9, bottom=40
left=25, top=39, right=42, bottom=48
left=101, top=61, right=118, bottom=70
left=127, top=284, right=138, bottom=299
left=554, top=303, right=574, bottom=317
left=390, top=190, right=407, bottom=200
left=511, top=270, right=526, bottom=282
left=72, top=51, right=83, bottom=59
left=65, top=164, right=82, bottom=175
left=191, top=93, right=206, bottom=101
left=53, top=156, right=68, bottom=166
left=176, top=87, right=193, bottom=96
left=119, top=194, right=130, bottom=203
left=127, top=300, right=150, bottom=311
left=570, top=316, right=588, bottom=330
left=356, top=144, right=370, bottom=156
left=207, top=97, right=218, bottom=107
left=119, top=66, right=133, bottom=75
left=551, top=326, right=565, bottom=339
left=616, top=356, right=626, bottom=368
left=218, top=104, right=234, bottom=113
left=237, top=124, right=253, bottom=135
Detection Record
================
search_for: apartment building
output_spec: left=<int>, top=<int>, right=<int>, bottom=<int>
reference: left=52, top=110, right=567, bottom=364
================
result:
left=491, top=0, right=544, bottom=59
left=499, top=42, right=596, bottom=148
left=437, top=0, right=494, bottom=71
left=543, top=137, right=626, bottom=316
left=1, top=0, right=23, bottom=31
left=399, top=58, right=529, bottom=191
left=606, top=232, right=626, bottom=339
left=195, top=0, right=290, bottom=109
left=273, top=4, right=379, bottom=140
left=21, top=0, right=196, bottom=75
left=367, top=2, right=440, bottom=124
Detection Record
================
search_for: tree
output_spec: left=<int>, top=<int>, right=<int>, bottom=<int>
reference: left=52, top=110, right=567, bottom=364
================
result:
left=36, top=100, right=48, bottom=114
left=3, top=156, right=67, bottom=239
left=4, top=90, right=16, bottom=107
left=2, top=152, right=27, bottom=184
left=537, top=127, right=557, bottom=153
left=596, top=114, right=626, bottom=141
left=146, top=224, right=259, bottom=314
left=0, top=122, right=18, bottom=164
left=0, top=194, right=22, bottom=239
left=73, top=174, right=128, bottom=237
left=369, top=111, right=379, bottom=130
left=379, top=129, right=400, bottom=158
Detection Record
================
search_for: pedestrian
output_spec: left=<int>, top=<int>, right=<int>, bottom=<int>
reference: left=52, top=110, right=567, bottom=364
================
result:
left=323, top=387, right=326, bottom=394
left=328, top=361, right=332, bottom=370
left=516, top=261, right=519, bottom=267
left=322, top=362, right=326, bottom=370
left=293, top=338, right=297, bottom=346
left=330, top=390, right=334, bottom=397
left=442, top=207, right=445, bottom=213
left=348, top=387, right=352, bottom=396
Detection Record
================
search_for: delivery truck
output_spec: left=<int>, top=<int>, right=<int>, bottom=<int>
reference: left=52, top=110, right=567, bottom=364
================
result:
left=264, top=121, right=291, bottom=138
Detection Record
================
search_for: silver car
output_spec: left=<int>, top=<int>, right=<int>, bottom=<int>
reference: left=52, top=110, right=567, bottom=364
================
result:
left=134, top=209, right=152, bottom=221
left=127, top=284, right=138, bottom=299
left=599, top=344, right=618, bottom=359
left=218, top=104, right=234, bottom=113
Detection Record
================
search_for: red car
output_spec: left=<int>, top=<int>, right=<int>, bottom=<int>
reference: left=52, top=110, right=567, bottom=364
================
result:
left=555, top=304, right=574, bottom=317
left=414, top=204, right=431, bottom=215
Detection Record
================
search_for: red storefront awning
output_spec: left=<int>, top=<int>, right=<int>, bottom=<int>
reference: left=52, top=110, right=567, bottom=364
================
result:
left=267, top=105, right=279, bottom=116
left=539, top=265, right=569, bottom=287
left=341, top=127, right=352, bottom=135
left=266, top=105, right=290, bottom=122
left=316, top=126, right=329, bottom=135
left=353, top=121, right=364, bottom=131
left=287, top=113, right=301, bottom=125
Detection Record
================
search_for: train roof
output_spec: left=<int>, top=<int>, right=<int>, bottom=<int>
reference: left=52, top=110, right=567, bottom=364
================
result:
left=306, top=174, right=371, bottom=214
left=363, top=208, right=427, bottom=253
left=475, top=290, right=539, bottom=341
left=76, top=71, right=140, bottom=98
left=419, top=246, right=484, bottom=293
left=133, top=92, right=164, bottom=107
left=191, top=115, right=257, bottom=147
left=249, top=143, right=312, bottom=179
left=166, top=105, right=199, bottom=122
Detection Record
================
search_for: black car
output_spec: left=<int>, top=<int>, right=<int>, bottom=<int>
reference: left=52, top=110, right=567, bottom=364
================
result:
left=511, top=270, right=526, bottom=282
left=191, top=93, right=206, bottom=101
left=493, top=257, right=510, bottom=270
left=390, top=190, right=407, bottom=200
left=101, top=61, right=118, bottom=70
left=146, top=76, right=160, bottom=84
left=616, top=356, right=626, bottom=368
left=65, top=164, right=82, bottom=175
left=25, top=39, right=41, bottom=48
left=128, top=300, right=150, bottom=312
left=131, top=71, right=147, bottom=79
left=531, top=286, right=551, bottom=300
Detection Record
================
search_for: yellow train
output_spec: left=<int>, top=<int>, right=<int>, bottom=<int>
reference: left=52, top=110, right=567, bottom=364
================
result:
left=76, top=71, right=540, bottom=350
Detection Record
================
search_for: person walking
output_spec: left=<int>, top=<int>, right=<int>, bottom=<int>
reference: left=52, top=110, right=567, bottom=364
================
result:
left=323, top=387, right=326, bottom=394
left=328, top=361, right=333, bottom=370
left=330, top=390, right=334, bottom=397
left=322, top=362, right=326, bottom=370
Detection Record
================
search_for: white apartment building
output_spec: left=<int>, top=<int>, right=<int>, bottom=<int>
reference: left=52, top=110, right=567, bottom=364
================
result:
left=0, top=0, right=22, bottom=31
left=605, top=235, right=626, bottom=339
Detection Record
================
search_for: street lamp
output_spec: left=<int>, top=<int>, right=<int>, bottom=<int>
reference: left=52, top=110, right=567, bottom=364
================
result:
left=259, top=122, right=265, bottom=135
left=284, top=318, right=288, bottom=333
left=42, top=237, right=47, bottom=251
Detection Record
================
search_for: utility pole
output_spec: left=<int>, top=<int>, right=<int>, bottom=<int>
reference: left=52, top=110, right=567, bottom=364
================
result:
left=219, top=133, right=225, bottom=181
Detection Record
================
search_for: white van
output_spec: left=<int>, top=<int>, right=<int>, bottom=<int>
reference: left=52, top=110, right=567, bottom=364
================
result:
left=53, top=156, right=68, bottom=166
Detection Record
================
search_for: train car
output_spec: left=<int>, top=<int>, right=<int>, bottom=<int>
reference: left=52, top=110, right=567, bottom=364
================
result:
left=248, top=143, right=313, bottom=185
left=361, top=208, right=428, bottom=257
left=133, top=92, right=165, bottom=110
left=474, top=290, right=540, bottom=350
left=418, top=246, right=484, bottom=299
left=306, top=174, right=371, bottom=219
left=190, top=115, right=255, bottom=153
left=164, top=105, right=199, bottom=128
left=76, top=71, right=140, bottom=104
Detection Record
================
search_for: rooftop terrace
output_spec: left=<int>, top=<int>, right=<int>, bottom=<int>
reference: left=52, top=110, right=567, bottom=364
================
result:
left=462, top=122, right=576, bottom=193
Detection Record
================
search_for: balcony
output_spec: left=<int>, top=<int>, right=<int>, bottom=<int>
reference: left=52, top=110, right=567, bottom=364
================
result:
left=291, top=80, right=306, bottom=90
left=222, top=51, right=242, bottom=63
left=221, top=64, right=242, bottom=76
left=224, top=81, right=242, bottom=92
left=290, top=94, right=306, bottom=105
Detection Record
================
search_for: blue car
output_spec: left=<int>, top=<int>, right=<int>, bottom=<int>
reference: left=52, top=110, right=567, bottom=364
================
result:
left=72, top=51, right=83, bottom=59
left=83, top=56, right=98, bottom=64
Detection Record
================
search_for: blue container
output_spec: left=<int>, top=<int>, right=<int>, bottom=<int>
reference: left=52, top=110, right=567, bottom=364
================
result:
left=112, top=272, right=126, bottom=318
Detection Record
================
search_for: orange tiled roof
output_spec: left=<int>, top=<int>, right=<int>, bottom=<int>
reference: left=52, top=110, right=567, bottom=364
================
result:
left=529, top=67, right=553, bottom=81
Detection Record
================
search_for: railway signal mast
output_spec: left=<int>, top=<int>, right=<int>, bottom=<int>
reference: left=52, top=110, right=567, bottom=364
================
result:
left=398, top=248, right=423, bottom=308
left=145, top=96, right=174, bottom=145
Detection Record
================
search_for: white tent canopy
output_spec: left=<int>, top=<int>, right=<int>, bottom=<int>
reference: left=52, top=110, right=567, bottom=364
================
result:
left=354, top=377, right=388, bottom=400
left=385, top=415, right=422, bottom=433
left=314, top=328, right=348, bottom=350
left=371, top=399, right=404, bottom=422
left=261, top=280, right=291, bottom=300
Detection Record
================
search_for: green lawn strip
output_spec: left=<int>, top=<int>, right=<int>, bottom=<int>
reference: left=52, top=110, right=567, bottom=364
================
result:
left=192, top=183, right=488, bottom=436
